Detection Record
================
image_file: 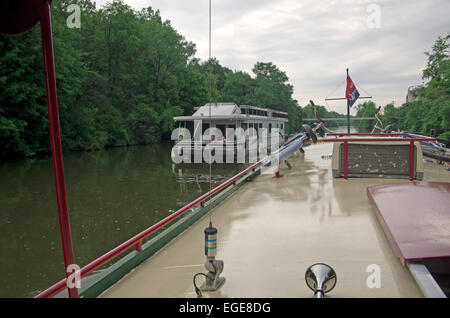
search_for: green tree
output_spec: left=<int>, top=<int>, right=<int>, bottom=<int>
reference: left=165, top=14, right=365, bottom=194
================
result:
left=0, top=26, right=47, bottom=159
left=381, top=34, right=449, bottom=138
left=0, top=1, right=320, bottom=159
left=220, top=71, right=255, bottom=105
left=355, top=101, right=378, bottom=132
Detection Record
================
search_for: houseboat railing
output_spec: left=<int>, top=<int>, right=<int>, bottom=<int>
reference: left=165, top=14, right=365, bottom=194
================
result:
left=34, top=159, right=265, bottom=298
left=324, top=132, right=437, bottom=138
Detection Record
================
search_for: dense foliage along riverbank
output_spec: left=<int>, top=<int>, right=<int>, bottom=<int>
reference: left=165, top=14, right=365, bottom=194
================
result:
left=355, top=34, right=449, bottom=139
left=1, top=1, right=448, bottom=161
left=0, top=0, right=306, bottom=161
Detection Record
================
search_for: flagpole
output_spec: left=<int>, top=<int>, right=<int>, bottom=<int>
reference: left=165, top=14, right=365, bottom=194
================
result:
left=346, top=69, right=350, bottom=133
left=325, top=68, right=371, bottom=133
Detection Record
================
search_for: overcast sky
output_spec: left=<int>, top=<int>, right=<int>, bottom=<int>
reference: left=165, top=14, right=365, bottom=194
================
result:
left=95, top=0, right=449, bottom=115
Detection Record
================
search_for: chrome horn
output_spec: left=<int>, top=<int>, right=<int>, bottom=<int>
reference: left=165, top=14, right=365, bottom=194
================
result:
left=305, top=263, right=337, bottom=298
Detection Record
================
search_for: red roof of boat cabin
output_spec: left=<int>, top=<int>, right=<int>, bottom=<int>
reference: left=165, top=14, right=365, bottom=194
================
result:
left=368, top=181, right=450, bottom=265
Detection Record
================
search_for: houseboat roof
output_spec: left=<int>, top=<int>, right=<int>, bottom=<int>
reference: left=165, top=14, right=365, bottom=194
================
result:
left=174, top=103, right=288, bottom=122
left=192, top=103, right=241, bottom=117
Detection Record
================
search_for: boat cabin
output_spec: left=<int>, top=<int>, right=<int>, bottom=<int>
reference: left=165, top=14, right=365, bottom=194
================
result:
left=173, top=103, right=288, bottom=142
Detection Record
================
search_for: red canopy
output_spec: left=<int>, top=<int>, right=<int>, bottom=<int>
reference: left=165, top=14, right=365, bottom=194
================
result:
left=368, top=181, right=450, bottom=265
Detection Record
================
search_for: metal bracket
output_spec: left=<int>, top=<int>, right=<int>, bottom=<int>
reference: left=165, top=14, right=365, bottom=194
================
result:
left=199, top=259, right=225, bottom=292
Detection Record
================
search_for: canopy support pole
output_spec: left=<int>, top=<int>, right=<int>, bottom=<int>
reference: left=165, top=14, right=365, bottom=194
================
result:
left=39, top=0, right=78, bottom=298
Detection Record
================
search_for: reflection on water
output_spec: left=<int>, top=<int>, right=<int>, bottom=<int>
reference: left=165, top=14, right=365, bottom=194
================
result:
left=0, top=142, right=244, bottom=297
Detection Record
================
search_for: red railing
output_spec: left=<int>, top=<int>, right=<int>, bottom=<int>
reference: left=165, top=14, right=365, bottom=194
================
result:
left=320, top=133, right=437, bottom=181
left=34, top=159, right=264, bottom=298
left=325, top=132, right=437, bottom=138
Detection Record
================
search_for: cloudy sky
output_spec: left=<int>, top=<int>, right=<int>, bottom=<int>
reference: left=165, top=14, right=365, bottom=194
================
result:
left=95, top=0, right=449, bottom=115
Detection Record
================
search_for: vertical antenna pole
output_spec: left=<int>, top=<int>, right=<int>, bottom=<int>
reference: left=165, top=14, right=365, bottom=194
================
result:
left=39, top=0, right=78, bottom=298
left=208, top=0, right=213, bottom=222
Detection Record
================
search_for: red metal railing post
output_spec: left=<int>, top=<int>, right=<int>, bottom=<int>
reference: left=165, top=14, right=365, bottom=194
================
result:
left=135, top=240, right=143, bottom=252
left=344, top=141, right=348, bottom=180
left=274, top=170, right=281, bottom=178
left=39, top=0, right=78, bottom=298
left=410, top=141, right=414, bottom=181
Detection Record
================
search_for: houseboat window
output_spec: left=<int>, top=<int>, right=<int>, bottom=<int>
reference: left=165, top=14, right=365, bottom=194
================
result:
left=202, top=123, right=210, bottom=135
left=272, top=112, right=288, bottom=119
left=248, top=123, right=255, bottom=136
left=185, top=121, right=194, bottom=134
left=216, top=124, right=226, bottom=137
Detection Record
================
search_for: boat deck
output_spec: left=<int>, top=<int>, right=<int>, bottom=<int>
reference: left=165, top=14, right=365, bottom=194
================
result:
left=101, top=142, right=450, bottom=298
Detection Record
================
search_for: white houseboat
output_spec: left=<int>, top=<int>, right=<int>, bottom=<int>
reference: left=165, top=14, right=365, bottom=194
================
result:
left=172, top=103, right=289, bottom=164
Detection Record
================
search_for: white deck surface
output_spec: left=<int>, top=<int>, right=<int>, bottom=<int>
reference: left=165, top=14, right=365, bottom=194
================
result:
left=101, top=142, right=450, bottom=298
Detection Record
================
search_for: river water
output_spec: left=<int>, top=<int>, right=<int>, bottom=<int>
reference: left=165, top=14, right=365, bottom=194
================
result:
left=0, top=142, right=247, bottom=297
left=0, top=125, right=361, bottom=297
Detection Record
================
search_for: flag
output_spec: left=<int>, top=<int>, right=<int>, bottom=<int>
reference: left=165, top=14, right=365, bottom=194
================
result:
left=346, top=75, right=360, bottom=107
